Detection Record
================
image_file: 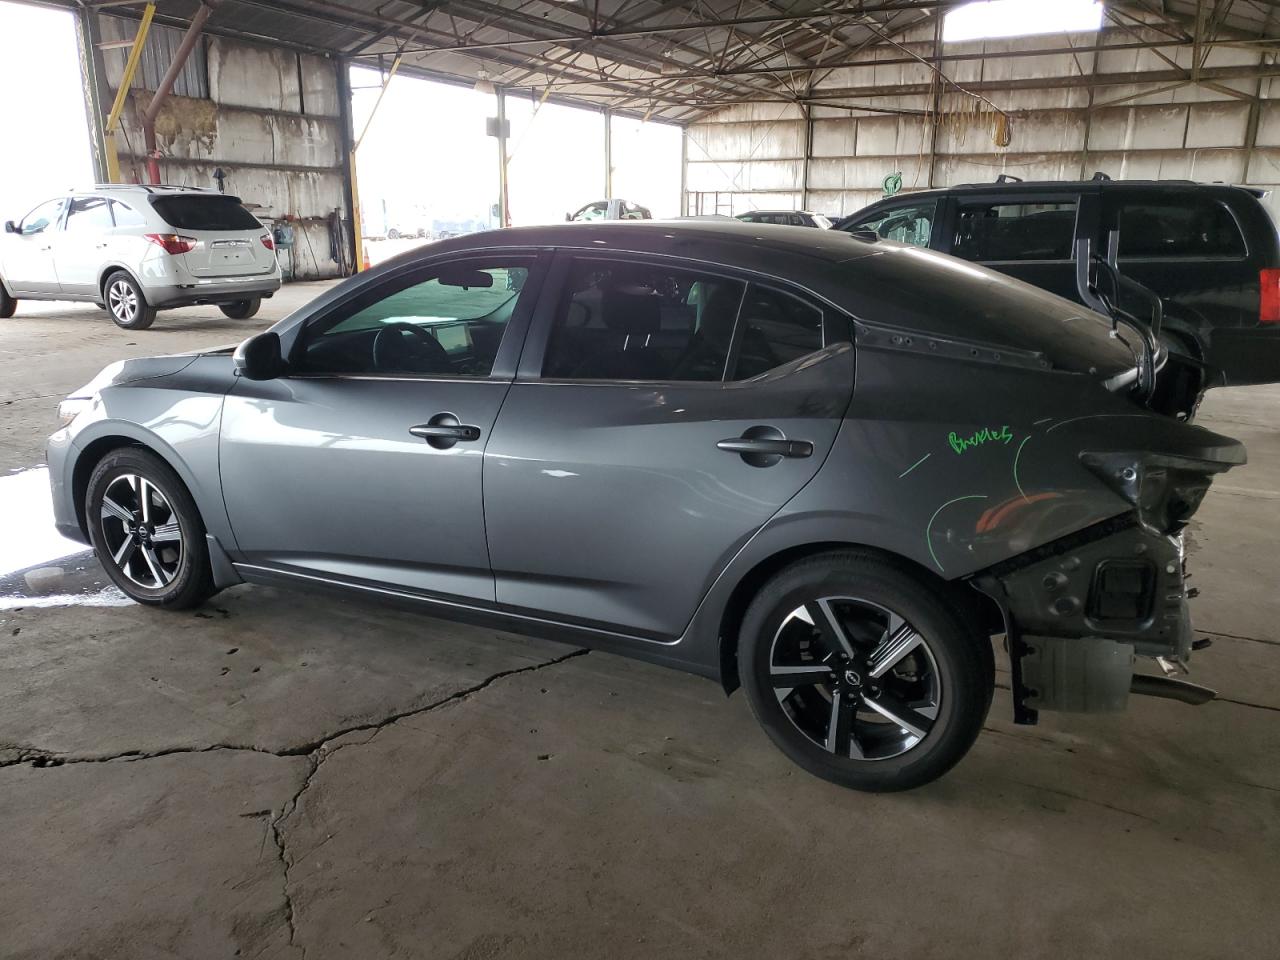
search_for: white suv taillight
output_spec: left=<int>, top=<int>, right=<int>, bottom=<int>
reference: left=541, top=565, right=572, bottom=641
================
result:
left=261, top=233, right=275, bottom=251
left=143, top=233, right=197, bottom=255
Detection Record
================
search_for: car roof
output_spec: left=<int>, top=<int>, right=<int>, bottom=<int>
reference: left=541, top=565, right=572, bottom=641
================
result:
left=740, top=209, right=818, bottom=216
left=862, top=178, right=1266, bottom=204
left=69, top=184, right=222, bottom=198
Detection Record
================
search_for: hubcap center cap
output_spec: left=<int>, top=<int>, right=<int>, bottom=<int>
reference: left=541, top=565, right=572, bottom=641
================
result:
left=843, top=668, right=862, bottom=688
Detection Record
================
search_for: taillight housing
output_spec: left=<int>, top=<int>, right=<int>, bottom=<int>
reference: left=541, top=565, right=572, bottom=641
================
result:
left=1260, top=268, right=1280, bottom=323
left=260, top=233, right=275, bottom=251
left=143, top=233, right=196, bottom=255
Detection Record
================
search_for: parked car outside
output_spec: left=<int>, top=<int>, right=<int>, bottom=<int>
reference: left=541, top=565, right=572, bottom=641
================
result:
left=48, top=220, right=1242, bottom=791
left=0, top=185, right=282, bottom=330
left=837, top=177, right=1280, bottom=392
left=567, top=199, right=652, bottom=221
left=737, top=210, right=833, bottom=228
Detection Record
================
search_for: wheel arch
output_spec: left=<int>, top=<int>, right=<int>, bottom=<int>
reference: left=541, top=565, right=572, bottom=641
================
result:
left=711, top=539, right=1003, bottom=695
left=97, top=263, right=144, bottom=301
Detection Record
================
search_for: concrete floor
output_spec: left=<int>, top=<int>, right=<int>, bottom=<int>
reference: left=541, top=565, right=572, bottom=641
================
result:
left=1, top=288, right=1278, bottom=959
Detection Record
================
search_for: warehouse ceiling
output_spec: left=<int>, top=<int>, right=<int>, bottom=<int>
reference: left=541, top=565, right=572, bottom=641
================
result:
left=71, top=0, right=1280, bottom=123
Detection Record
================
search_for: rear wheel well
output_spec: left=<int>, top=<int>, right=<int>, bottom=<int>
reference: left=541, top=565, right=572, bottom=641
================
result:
left=98, top=266, right=140, bottom=300
left=716, top=541, right=1002, bottom=693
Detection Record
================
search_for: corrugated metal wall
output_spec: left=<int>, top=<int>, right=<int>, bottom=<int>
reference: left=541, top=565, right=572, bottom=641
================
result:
left=100, top=18, right=349, bottom=279
left=685, top=22, right=1280, bottom=222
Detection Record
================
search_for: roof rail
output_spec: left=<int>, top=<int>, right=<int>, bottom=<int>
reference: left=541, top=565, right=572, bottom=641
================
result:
left=995, top=173, right=1023, bottom=184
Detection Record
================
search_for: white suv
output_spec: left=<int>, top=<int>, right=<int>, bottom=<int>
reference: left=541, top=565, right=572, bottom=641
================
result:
left=0, top=185, right=282, bottom=330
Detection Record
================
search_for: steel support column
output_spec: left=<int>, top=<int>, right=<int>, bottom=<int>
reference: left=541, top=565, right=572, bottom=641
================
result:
left=496, top=86, right=510, bottom=227
left=76, top=6, right=113, bottom=183
left=604, top=107, right=613, bottom=199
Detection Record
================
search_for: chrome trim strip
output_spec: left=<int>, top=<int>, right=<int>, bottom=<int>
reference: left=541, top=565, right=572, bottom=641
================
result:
left=232, top=562, right=681, bottom=647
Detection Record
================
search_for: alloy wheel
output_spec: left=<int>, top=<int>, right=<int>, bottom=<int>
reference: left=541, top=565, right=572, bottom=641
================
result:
left=769, top=597, right=942, bottom=761
left=108, top=280, right=138, bottom=325
left=98, top=473, right=184, bottom=588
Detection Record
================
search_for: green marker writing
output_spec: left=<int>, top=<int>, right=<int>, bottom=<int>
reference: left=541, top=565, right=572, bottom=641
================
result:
left=949, top=425, right=1014, bottom=454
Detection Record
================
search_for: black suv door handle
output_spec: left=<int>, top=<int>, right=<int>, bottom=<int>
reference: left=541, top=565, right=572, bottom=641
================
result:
left=717, top=437, right=813, bottom=458
left=409, top=414, right=481, bottom=449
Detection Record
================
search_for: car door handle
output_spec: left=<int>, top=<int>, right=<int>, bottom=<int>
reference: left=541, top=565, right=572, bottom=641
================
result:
left=409, top=423, right=481, bottom=442
left=717, top=437, right=813, bottom=458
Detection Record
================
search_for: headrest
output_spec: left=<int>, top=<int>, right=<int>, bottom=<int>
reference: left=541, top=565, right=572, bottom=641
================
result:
left=601, top=287, right=661, bottom=335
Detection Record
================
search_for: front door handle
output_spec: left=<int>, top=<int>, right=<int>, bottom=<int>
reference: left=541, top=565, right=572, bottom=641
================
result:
left=409, top=413, right=481, bottom=450
left=717, top=437, right=813, bottom=458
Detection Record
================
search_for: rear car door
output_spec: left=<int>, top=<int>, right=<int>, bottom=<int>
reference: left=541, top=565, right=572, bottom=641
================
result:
left=219, top=254, right=545, bottom=601
left=55, top=196, right=115, bottom=296
left=483, top=252, right=855, bottom=640
left=147, top=193, right=277, bottom=280
left=3, top=198, right=66, bottom=295
left=943, top=191, right=1087, bottom=301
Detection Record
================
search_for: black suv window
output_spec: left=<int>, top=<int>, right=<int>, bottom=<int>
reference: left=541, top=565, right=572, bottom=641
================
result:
left=848, top=201, right=935, bottom=247
left=953, top=200, right=1077, bottom=261
left=733, top=285, right=825, bottom=380
left=1118, top=198, right=1246, bottom=259
left=542, top=259, right=746, bottom=381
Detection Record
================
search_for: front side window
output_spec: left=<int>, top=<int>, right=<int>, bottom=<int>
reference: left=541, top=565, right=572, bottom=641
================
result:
left=64, top=197, right=114, bottom=234
left=849, top=202, right=935, bottom=247
left=570, top=202, right=609, bottom=222
left=297, top=260, right=532, bottom=377
left=732, top=286, right=825, bottom=380
left=953, top=200, right=1077, bottom=261
left=18, top=199, right=65, bottom=236
left=1118, top=198, right=1246, bottom=259
left=541, top=258, right=745, bottom=381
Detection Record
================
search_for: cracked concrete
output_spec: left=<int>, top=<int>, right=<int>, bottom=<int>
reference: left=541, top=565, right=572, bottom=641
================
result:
left=1, top=297, right=1277, bottom=959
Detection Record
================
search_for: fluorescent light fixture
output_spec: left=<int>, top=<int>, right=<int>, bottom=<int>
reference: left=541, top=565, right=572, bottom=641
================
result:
left=944, top=0, right=1103, bottom=42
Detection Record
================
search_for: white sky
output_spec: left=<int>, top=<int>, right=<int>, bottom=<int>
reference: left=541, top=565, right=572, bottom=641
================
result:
left=944, top=0, right=1104, bottom=42
left=352, top=65, right=683, bottom=230
left=0, top=2, right=94, bottom=223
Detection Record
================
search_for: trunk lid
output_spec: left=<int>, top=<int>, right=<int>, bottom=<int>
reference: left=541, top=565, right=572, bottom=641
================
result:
left=149, top=194, right=277, bottom=278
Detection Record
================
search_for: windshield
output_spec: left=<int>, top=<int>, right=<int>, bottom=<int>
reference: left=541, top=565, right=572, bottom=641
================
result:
left=847, top=245, right=1137, bottom=377
left=150, top=195, right=261, bottom=231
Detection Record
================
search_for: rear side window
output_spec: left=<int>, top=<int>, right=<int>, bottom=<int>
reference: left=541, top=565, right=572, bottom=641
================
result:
left=1118, top=198, right=1246, bottom=259
left=848, top=202, right=935, bottom=247
left=64, top=197, right=113, bottom=233
left=732, top=286, right=824, bottom=380
left=110, top=201, right=145, bottom=227
left=953, top=200, right=1077, bottom=261
left=149, top=195, right=260, bottom=231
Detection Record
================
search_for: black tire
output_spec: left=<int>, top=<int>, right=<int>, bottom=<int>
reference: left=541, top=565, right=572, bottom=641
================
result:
left=0, top=283, right=15, bottom=319
left=103, top=270, right=157, bottom=330
left=220, top=298, right=262, bottom=320
left=85, top=447, right=215, bottom=609
left=739, top=550, right=993, bottom=792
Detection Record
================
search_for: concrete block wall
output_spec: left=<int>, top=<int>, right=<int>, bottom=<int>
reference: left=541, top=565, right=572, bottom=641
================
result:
left=685, top=19, right=1280, bottom=223
left=102, top=23, right=350, bottom=279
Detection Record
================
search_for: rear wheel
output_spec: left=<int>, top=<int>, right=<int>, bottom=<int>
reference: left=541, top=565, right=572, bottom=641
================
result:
left=0, top=283, right=15, bottom=318
left=220, top=298, right=261, bottom=320
left=104, top=271, right=156, bottom=330
left=740, top=551, right=993, bottom=792
left=86, top=448, right=215, bottom=608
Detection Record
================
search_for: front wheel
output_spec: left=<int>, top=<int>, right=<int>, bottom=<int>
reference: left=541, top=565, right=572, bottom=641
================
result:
left=220, top=297, right=261, bottom=320
left=86, top=448, right=215, bottom=608
left=104, top=271, right=157, bottom=330
left=740, top=551, right=993, bottom=792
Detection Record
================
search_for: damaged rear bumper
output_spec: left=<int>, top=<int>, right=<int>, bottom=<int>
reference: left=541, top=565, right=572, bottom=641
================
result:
left=972, top=515, right=1207, bottom=724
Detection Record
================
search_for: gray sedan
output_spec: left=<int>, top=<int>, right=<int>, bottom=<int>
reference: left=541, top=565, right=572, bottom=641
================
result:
left=47, top=221, right=1244, bottom=791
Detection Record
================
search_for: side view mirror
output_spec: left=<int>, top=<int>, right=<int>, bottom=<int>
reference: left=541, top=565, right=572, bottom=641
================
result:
left=233, top=331, right=286, bottom=380
left=3, top=221, right=15, bottom=234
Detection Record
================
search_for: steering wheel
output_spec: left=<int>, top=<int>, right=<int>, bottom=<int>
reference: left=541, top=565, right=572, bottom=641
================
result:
left=372, top=322, right=451, bottom=374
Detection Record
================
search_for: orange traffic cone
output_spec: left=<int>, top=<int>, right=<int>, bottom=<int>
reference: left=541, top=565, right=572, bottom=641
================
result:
left=362, top=244, right=371, bottom=271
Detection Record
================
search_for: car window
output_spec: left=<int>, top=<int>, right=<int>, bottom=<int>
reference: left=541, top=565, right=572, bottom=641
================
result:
left=621, top=202, right=647, bottom=220
left=150, top=195, right=260, bottom=231
left=790, top=215, right=806, bottom=227
left=1117, top=198, right=1246, bottom=259
left=110, top=201, right=146, bottom=227
left=953, top=200, right=1077, bottom=261
left=571, top=202, right=609, bottom=222
left=813, top=214, right=833, bottom=229
left=541, top=258, right=745, bottom=382
left=849, top=202, right=935, bottom=247
left=732, top=285, right=825, bottom=380
left=296, top=260, right=533, bottom=377
left=18, top=199, right=65, bottom=236
left=64, top=197, right=114, bottom=234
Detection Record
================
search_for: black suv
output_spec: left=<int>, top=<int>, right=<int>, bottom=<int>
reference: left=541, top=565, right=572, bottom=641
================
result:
left=838, top=177, right=1280, bottom=393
